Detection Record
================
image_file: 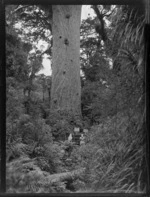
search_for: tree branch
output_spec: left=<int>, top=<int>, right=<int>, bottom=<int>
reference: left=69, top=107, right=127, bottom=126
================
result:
left=12, top=5, right=30, bottom=14
left=92, top=5, right=107, bottom=42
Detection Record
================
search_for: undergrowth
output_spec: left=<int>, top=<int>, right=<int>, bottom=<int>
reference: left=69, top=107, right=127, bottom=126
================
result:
left=74, top=111, right=146, bottom=193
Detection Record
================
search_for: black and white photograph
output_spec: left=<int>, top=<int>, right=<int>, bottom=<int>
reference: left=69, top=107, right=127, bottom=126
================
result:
left=1, top=1, right=149, bottom=194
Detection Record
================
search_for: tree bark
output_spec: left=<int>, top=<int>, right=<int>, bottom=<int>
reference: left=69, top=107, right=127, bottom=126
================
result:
left=51, top=5, right=82, bottom=118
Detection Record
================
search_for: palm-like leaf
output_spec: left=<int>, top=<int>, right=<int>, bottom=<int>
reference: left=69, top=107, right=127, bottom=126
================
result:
left=109, top=6, right=145, bottom=77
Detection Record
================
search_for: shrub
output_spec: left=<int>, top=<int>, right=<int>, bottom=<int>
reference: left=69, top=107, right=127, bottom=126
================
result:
left=6, top=156, right=67, bottom=193
left=77, top=111, right=146, bottom=193
left=46, top=110, right=83, bottom=141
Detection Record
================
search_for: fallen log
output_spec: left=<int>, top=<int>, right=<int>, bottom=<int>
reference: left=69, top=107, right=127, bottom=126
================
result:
left=7, top=156, right=86, bottom=192
left=46, top=168, right=86, bottom=184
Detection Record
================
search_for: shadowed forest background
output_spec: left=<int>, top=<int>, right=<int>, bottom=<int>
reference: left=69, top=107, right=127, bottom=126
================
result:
left=5, top=4, right=147, bottom=193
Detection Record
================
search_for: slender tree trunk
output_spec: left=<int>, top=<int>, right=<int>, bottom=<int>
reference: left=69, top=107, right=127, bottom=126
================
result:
left=51, top=5, right=82, bottom=118
left=48, top=88, right=50, bottom=103
left=43, top=90, right=45, bottom=102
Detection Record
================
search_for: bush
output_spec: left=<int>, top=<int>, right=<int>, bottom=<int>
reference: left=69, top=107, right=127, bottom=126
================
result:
left=46, top=110, right=83, bottom=141
left=6, top=156, right=66, bottom=193
left=77, top=111, right=146, bottom=193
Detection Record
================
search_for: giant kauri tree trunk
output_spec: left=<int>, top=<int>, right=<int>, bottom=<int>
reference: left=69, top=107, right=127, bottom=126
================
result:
left=50, top=5, right=82, bottom=118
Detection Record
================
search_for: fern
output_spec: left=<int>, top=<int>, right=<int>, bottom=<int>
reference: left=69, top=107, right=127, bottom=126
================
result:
left=6, top=156, right=66, bottom=193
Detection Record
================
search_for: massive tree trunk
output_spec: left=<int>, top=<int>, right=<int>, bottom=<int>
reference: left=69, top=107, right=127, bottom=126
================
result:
left=51, top=5, right=82, bottom=118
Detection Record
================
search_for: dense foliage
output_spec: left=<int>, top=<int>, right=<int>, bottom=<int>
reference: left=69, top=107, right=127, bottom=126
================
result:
left=5, top=5, right=146, bottom=193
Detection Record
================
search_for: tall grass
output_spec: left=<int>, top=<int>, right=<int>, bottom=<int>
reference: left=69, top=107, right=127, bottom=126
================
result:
left=76, top=111, right=146, bottom=193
